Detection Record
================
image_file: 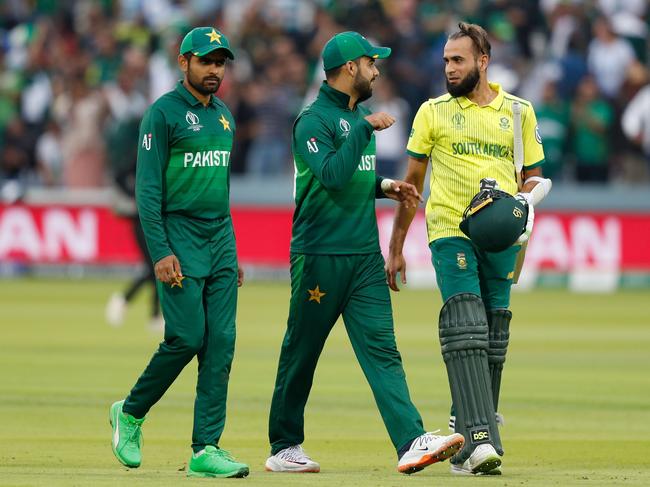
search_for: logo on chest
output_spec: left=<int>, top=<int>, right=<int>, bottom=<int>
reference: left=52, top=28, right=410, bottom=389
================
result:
left=339, top=118, right=351, bottom=138
left=186, top=111, right=203, bottom=132
left=452, top=113, right=466, bottom=130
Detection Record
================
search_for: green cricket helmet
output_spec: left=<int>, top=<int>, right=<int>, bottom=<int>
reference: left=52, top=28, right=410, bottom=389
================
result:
left=459, top=188, right=528, bottom=252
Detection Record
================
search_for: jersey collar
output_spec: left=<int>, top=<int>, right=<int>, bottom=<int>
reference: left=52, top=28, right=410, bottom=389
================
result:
left=456, top=82, right=504, bottom=110
left=318, top=81, right=353, bottom=109
left=175, top=80, right=219, bottom=108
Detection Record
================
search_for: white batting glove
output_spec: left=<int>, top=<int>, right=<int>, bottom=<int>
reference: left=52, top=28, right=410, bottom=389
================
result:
left=514, top=192, right=534, bottom=244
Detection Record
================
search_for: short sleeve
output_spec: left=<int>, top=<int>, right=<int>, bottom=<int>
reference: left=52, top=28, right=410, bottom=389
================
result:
left=406, top=101, right=435, bottom=159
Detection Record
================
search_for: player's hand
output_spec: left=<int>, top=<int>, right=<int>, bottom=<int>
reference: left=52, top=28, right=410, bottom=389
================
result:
left=364, top=112, right=395, bottom=131
left=237, top=267, right=244, bottom=287
left=154, top=254, right=183, bottom=285
left=385, top=251, right=407, bottom=292
left=514, top=193, right=534, bottom=244
left=382, top=180, right=424, bottom=209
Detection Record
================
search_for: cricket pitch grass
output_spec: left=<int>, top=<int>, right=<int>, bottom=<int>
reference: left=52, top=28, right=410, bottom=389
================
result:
left=1, top=278, right=648, bottom=486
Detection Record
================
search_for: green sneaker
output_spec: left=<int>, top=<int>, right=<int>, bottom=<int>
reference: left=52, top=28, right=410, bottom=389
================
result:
left=109, top=400, right=145, bottom=468
left=187, top=445, right=249, bottom=478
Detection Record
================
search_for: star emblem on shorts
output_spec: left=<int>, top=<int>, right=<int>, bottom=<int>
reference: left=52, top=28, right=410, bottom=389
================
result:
left=307, top=285, right=326, bottom=304
left=206, top=29, right=222, bottom=44
left=219, top=114, right=231, bottom=131
left=171, top=275, right=185, bottom=288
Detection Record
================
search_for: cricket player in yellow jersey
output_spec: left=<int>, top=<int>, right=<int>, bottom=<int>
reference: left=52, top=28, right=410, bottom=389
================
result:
left=386, top=22, right=552, bottom=476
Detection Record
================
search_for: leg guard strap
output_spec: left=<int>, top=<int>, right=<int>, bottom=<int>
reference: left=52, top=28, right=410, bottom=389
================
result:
left=486, top=309, right=511, bottom=415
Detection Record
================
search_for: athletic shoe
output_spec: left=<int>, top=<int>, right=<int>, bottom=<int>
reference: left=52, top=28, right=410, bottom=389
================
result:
left=109, top=400, right=144, bottom=468
left=265, top=445, right=320, bottom=473
left=397, top=431, right=465, bottom=474
left=448, top=412, right=505, bottom=431
left=187, top=445, right=249, bottom=478
left=450, top=443, right=502, bottom=475
left=106, top=293, right=126, bottom=327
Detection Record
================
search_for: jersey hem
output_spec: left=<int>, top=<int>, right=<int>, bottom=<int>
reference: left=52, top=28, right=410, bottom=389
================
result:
left=290, top=247, right=381, bottom=255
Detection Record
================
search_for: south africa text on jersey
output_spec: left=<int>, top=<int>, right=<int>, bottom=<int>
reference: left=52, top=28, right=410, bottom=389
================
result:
left=451, top=142, right=511, bottom=158
left=183, top=150, right=231, bottom=168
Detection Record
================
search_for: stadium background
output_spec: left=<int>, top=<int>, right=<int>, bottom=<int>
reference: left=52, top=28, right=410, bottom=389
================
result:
left=0, top=1, right=649, bottom=485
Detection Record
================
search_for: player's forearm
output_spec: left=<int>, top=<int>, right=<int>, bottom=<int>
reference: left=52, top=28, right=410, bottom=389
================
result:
left=135, top=163, right=172, bottom=264
left=389, top=203, right=418, bottom=255
left=136, top=195, right=172, bottom=264
left=318, top=119, right=373, bottom=190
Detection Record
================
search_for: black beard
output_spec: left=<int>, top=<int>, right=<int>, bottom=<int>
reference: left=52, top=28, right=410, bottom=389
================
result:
left=188, top=72, right=221, bottom=95
left=447, top=66, right=480, bottom=98
left=353, top=73, right=373, bottom=103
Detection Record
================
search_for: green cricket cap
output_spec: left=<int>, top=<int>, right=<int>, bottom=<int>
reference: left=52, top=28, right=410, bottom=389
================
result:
left=322, top=31, right=391, bottom=70
left=180, top=27, right=234, bottom=59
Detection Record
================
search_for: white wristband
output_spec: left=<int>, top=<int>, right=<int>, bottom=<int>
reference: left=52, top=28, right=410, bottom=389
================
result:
left=380, top=178, right=395, bottom=193
left=524, top=177, right=552, bottom=206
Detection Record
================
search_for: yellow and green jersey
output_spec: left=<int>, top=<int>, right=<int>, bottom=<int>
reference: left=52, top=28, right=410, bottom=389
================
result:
left=406, top=82, right=544, bottom=243
left=135, top=81, right=235, bottom=263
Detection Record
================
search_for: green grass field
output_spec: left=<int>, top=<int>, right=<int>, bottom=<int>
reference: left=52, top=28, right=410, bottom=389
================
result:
left=1, top=278, right=649, bottom=486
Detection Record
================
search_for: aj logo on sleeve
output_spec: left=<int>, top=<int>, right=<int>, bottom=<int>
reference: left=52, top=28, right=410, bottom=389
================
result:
left=306, top=137, right=319, bottom=153
left=142, top=133, right=152, bottom=151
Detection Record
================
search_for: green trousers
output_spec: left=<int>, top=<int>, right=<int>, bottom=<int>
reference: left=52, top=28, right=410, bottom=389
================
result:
left=268, top=252, right=425, bottom=455
left=123, top=215, right=238, bottom=453
left=430, top=237, right=519, bottom=309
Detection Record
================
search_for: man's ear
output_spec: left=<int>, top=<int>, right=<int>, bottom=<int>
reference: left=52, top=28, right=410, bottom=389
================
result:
left=345, top=60, right=357, bottom=77
left=178, top=54, right=188, bottom=72
left=479, top=54, right=489, bottom=72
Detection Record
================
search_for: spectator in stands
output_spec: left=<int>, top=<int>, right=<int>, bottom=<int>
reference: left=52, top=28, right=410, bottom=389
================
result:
left=0, top=1, right=648, bottom=188
left=371, top=78, right=410, bottom=177
left=570, top=76, right=614, bottom=183
left=536, top=80, right=570, bottom=181
left=35, top=118, right=64, bottom=186
left=245, top=62, right=298, bottom=176
left=0, top=118, right=34, bottom=182
left=621, top=77, right=650, bottom=177
left=52, top=72, right=107, bottom=188
left=587, top=16, right=636, bottom=100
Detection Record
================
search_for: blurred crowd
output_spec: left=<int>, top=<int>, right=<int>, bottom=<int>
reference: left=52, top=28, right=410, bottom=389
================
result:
left=0, top=0, right=648, bottom=194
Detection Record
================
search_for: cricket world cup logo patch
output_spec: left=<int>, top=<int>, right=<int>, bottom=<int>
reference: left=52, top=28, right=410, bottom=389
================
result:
left=339, top=118, right=351, bottom=138
left=452, top=112, right=465, bottom=130
left=186, top=111, right=203, bottom=132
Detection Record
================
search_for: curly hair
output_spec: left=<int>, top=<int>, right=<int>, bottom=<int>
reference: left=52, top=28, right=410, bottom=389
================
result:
left=449, top=22, right=491, bottom=59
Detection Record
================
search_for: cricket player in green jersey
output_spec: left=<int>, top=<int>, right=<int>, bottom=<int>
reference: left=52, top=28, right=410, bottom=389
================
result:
left=387, top=23, right=552, bottom=476
left=109, top=27, right=249, bottom=478
left=265, top=31, right=465, bottom=475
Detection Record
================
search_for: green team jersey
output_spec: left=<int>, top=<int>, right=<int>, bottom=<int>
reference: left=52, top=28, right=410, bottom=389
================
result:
left=135, top=81, right=235, bottom=263
left=291, top=82, right=385, bottom=254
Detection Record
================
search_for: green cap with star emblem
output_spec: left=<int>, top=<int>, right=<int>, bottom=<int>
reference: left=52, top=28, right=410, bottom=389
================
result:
left=180, top=27, right=235, bottom=59
left=322, top=31, right=390, bottom=70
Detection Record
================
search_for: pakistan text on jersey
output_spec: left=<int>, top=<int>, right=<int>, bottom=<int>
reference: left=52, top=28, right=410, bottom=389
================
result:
left=183, top=150, right=231, bottom=168
left=358, top=154, right=375, bottom=171
left=451, top=142, right=511, bottom=158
